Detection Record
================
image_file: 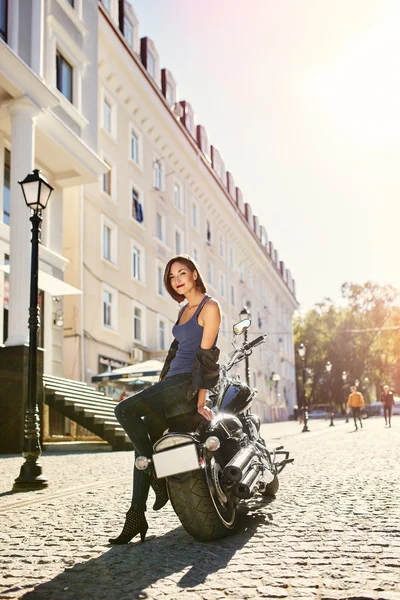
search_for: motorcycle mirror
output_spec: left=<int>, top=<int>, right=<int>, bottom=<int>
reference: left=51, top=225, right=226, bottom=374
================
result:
left=233, top=318, right=251, bottom=336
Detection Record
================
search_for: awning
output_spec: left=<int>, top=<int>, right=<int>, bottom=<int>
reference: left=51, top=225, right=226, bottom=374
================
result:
left=91, top=359, right=164, bottom=384
left=0, top=265, right=82, bottom=296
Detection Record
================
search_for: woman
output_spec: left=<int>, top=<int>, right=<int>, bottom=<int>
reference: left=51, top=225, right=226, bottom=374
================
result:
left=109, top=255, right=221, bottom=544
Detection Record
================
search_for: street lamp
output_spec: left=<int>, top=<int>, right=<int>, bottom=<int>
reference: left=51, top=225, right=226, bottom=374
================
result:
left=13, top=169, right=54, bottom=491
left=342, top=371, right=348, bottom=423
left=240, top=306, right=251, bottom=386
left=325, top=360, right=334, bottom=427
left=297, top=343, right=309, bottom=432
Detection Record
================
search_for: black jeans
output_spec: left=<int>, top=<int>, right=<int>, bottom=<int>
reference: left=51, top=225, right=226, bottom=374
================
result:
left=352, top=407, right=362, bottom=428
left=383, top=404, right=392, bottom=425
left=114, top=374, right=195, bottom=510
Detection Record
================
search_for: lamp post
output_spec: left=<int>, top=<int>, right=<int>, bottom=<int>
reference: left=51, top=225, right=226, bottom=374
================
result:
left=240, top=306, right=251, bottom=387
left=13, top=169, right=54, bottom=491
left=298, top=343, right=309, bottom=432
left=342, top=371, right=348, bottom=423
left=325, top=360, right=334, bottom=427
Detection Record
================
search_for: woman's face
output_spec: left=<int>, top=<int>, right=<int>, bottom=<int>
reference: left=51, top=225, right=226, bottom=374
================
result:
left=168, top=261, right=197, bottom=295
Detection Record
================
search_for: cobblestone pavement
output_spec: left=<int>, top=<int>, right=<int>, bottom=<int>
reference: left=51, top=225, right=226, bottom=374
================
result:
left=0, top=417, right=399, bottom=600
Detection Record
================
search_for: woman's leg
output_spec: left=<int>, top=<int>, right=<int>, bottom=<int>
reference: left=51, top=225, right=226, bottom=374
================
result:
left=388, top=405, right=392, bottom=427
left=352, top=407, right=358, bottom=428
left=384, top=405, right=388, bottom=425
left=114, top=376, right=191, bottom=458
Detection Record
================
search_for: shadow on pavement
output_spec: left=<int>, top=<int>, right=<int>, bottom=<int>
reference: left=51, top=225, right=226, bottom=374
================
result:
left=20, top=512, right=271, bottom=599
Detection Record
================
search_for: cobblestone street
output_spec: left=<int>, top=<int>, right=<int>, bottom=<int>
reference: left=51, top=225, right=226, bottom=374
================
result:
left=1, top=418, right=399, bottom=600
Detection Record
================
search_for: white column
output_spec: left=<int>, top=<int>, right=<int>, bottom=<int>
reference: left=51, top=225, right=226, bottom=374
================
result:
left=5, top=98, right=40, bottom=347
left=31, top=0, right=44, bottom=78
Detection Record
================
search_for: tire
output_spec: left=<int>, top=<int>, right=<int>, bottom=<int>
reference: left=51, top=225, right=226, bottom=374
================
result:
left=168, top=466, right=237, bottom=542
left=261, top=475, right=279, bottom=497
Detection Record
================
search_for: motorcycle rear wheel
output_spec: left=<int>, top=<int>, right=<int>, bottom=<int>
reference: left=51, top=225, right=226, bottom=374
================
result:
left=168, top=465, right=236, bottom=542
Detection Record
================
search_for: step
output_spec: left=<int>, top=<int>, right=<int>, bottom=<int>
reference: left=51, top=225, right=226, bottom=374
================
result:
left=44, top=384, right=111, bottom=400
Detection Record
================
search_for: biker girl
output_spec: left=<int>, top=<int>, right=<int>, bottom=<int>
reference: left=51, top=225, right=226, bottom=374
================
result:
left=108, top=254, right=221, bottom=545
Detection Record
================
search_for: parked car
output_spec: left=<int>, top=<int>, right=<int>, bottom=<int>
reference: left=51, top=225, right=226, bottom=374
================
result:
left=392, top=397, right=400, bottom=416
left=364, top=403, right=382, bottom=418
left=308, top=409, right=330, bottom=419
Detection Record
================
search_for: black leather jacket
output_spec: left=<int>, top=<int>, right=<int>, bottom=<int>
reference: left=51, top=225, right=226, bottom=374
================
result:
left=159, top=339, right=220, bottom=395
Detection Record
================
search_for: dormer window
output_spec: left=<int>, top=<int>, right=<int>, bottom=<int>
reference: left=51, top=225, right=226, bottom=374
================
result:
left=147, top=51, right=155, bottom=78
left=166, top=83, right=173, bottom=107
left=124, top=16, right=134, bottom=48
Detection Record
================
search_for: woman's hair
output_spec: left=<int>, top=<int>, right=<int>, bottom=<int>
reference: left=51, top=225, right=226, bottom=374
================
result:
left=164, top=254, right=207, bottom=302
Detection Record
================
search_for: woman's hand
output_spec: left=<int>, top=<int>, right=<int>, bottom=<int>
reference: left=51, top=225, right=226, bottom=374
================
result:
left=197, top=389, right=213, bottom=421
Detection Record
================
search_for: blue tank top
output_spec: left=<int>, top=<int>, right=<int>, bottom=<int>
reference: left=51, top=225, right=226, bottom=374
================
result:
left=166, top=295, right=212, bottom=378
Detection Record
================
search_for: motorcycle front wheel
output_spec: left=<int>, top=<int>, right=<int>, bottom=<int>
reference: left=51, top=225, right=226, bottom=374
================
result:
left=168, top=459, right=236, bottom=542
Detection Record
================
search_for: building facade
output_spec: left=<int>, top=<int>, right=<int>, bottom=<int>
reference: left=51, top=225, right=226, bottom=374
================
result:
left=0, top=0, right=298, bottom=435
left=0, top=0, right=106, bottom=442
left=62, top=0, right=298, bottom=422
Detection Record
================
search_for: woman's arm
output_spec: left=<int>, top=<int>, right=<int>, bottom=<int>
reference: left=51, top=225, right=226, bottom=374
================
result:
left=197, top=300, right=221, bottom=421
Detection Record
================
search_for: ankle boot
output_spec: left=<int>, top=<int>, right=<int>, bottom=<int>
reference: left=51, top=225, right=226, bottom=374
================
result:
left=109, top=505, right=148, bottom=545
left=150, top=475, right=169, bottom=511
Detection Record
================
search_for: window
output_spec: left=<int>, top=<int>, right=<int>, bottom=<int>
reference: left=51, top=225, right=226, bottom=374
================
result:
left=230, top=284, right=235, bottom=306
left=157, top=264, right=165, bottom=296
left=158, top=318, right=166, bottom=350
left=222, top=315, right=227, bottom=338
left=66, top=0, right=74, bottom=5
left=132, top=247, right=141, bottom=281
left=102, top=160, right=112, bottom=196
left=56, top=51, right=73, bottom=102
left=257, top=310, right=262, bottom=329
left=103, top=290, right=112, bottom=327
left=133, top=306, right=142, bottom=341
left=154, top=160, right=162, bottom=190
left=207, top=263, right=213, bottom=286
left=102, top=285, right=118, bottom=330
left=103, top=225, right=111, bottom=261
left=220, top=274, right=225, bottom=298
left=166, top=83, right=173, bottom=106
left=133, top=302, right=146, bottom=344
left=192, top=245, right=199, bottom=264
left=102, top=217, right=118, bottom=265
left=101, top=0, right=110, bottom=11
left=131, top=187, right=144, bottom=223
left=147, top=51, right=155, bottom=78
left=191, top=199, right=198, bottom=229
left=174, top=183, right=182, bottom=211
left=206, top=220, right=212, bottom=245
left=229, top=247, right=235, bottom=269
left=103, top=98, right=112, bottom=133
left=131, top=241, right=145, bottom=283
left=0, top=0, right=8, bottom=42
left=131, top=130, right=139, bottom=164
left=124, top=15, right=134, bottom=48
left=175, top=228, right=182, bottom=254
left=156, top=212, right=165, bottom=242
left=219, top=235, right=225, bottom=258
left=3, top=148, right=10, bottom=225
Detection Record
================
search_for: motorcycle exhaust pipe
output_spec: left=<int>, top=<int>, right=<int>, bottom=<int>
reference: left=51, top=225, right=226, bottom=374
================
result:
left=232, top=466, right=261, bottom=499
left=223, top=446, right=254, bottom=482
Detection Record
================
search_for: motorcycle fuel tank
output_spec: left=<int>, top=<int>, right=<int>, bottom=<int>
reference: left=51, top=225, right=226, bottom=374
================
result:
left=218, top=381, right=253, bottom=414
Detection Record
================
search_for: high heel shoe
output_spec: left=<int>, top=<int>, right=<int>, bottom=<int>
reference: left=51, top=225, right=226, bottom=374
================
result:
left=150, top=474, right=169, bottom=511
left=108, top=505, right=148, bottom=545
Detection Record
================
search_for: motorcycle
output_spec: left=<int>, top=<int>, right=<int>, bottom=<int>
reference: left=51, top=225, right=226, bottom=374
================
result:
left=136, top=317, right=293, bottom=541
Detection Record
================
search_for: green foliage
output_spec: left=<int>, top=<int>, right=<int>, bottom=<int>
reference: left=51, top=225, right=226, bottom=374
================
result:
left=294, top=282, right=400, bottom=411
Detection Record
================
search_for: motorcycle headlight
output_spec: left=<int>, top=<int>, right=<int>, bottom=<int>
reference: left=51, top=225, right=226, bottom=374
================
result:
left=205, top=436, right=220, bottom=452
left=135, top=456, right=150, bottom=470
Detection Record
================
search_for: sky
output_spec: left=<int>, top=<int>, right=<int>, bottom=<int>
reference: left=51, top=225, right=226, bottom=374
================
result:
left=130, top=0, right=400, bottom=311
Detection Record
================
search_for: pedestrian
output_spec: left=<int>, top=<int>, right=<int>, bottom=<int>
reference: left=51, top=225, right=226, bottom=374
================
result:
left=380, top=384, right=395, bottom=428
left=109, top=254, right=221, bottom=545
left=346, top=385, right=365, bottom=430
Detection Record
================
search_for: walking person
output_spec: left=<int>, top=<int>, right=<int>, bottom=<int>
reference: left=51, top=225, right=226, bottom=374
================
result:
left=108, top=255, right=221, bottom=545
left=347, top=385, right=365, bottom=431
left=380, top=384, right=395, bottom=427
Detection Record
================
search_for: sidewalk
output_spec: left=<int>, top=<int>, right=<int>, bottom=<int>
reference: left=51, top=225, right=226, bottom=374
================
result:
left=1, top=417, right=399, bottom=600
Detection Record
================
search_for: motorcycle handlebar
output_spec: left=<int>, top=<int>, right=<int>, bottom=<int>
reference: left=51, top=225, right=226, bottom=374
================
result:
left=246, top=334, right=267, bottom=350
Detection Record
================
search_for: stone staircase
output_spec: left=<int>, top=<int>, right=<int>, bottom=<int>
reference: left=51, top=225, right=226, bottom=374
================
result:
left=43, top=374, right=133, bottom=451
